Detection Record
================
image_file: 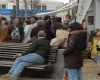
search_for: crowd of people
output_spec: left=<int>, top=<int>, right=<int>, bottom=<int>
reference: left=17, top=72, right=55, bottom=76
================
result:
left=0, top=14, right=87, bottom=80
left=0, top=15, right=72, bottom=48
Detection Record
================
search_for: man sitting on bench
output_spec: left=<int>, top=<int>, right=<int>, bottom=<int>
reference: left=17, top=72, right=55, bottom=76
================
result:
left=1, top=30, right=50, bottom=80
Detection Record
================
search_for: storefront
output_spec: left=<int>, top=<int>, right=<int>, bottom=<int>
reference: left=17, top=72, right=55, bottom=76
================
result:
left=89, top=0, right=100, bottom=65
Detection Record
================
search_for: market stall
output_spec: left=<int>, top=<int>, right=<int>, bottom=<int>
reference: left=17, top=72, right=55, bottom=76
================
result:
left=91, top=30, right=100, bottom=65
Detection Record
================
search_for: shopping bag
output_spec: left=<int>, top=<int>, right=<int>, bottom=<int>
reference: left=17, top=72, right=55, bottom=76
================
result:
left=63, top=68, right=68, bottom=80
left=63, top=74, right=68, bottom=80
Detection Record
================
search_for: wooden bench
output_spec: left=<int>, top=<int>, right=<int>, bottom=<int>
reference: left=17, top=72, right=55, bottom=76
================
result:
left=0, top=43, right=58, bottom=70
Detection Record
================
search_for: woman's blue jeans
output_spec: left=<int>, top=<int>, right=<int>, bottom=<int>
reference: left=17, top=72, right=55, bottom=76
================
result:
left=67, top=68, right=83, bottom=80
left=9, top=53, right=45, bottom=80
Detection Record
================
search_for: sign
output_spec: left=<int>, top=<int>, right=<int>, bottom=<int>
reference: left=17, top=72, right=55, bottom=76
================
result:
left=0, top=9, right=13, bottom=15
left=0, top=9, right=30, bottom=16
left=76, top=0, right=92, bottom=24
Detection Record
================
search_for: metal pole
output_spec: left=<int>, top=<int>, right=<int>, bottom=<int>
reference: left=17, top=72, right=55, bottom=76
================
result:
left=16, top=0, right=19, bottom=18
left=75, top=0, right=79, bottom=22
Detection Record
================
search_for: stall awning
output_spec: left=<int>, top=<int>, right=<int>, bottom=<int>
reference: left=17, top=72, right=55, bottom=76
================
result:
left=36, top=7, right=75, bottom=17
left=36, top=0, right=77, bottom=17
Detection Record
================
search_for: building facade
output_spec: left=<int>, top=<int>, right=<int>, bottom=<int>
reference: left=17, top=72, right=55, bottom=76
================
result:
left=86, top=0, right=100, bottom=32
left=0, top=0, right=64, bottom=10
left=0, top=0, right=64, bottom=19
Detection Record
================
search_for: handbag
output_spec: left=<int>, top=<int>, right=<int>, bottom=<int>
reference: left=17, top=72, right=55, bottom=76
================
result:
left=63, top=68, right=68, bottom=80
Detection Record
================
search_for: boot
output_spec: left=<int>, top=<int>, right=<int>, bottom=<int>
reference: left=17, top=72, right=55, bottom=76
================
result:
left=7, top=77, right=16, bottom=80
left=1, top=73, right=11, bottom=78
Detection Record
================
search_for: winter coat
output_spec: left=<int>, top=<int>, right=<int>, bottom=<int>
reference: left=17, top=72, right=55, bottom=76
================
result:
left=44, top=21, right=53, bottom=40
left=0, top=25, right=10, bottom=42
left=22, top=25, right=32, bottom=43
left=7, top=24, right=24, bottom=43
left=62, top=22, right=69, bottom=28
left=22, top=38, right=50, bottom=59
left=30, top=26, right=48, bottom=39
left=63, top=30, right=87, bottom=69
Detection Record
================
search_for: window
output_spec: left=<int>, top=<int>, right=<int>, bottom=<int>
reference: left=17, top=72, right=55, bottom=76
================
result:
left=42, top=5, right=46, bottom=10
left=37, top=5, right=41, bottom=10
left=0, top=4, right=6, bottom=9
left=2, top=4, right=6, bottom=9
left=37, top=5, right=47, bottom=10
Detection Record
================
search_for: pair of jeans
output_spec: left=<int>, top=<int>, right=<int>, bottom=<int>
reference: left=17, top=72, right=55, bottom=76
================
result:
left=67, top=68, right=83, bottom=80
left=9, top=53, right=45, bottom=80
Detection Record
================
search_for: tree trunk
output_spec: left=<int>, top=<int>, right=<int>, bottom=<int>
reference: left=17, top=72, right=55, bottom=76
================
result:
left=16, top=0, right=19, bottom=18
left=24, top=0, right=27, bottom=20
left=30, top=0, right=33, bottom=16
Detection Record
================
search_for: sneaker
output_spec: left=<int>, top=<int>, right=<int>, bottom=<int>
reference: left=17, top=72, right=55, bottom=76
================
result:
left=97, top=72, right=100, bottom=75
left=1, top=73, right=11, bottom=78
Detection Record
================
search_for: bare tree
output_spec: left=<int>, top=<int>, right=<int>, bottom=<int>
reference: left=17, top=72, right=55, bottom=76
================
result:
left=20, top=0, right=40, bottom=17
left=16, top=0, right=19, bottom=18
left=23, top=0, right=27, bottom=20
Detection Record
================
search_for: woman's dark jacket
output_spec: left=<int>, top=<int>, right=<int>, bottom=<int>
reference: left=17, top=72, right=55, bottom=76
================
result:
left=63, top=30, right=87, bottom=69
left=30, top=26, right=48, bottom=39
left=44, top=21, right=53, bottom=40
left=7, top=24, right=24, bottom=42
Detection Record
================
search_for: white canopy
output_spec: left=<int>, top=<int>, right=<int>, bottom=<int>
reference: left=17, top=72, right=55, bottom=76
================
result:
left=36, top=6, right=75, bottom=17
left=36, top=0, right=77, bottom=17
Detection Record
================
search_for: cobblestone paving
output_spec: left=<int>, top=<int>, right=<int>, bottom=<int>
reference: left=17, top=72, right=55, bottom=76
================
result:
left=82, top=59, right=100, bottom=80
left=0, top=59, right=100, bottom=80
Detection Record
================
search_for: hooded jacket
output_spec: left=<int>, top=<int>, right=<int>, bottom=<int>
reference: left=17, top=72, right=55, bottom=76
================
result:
left=63, top=30, right=87, bottom=69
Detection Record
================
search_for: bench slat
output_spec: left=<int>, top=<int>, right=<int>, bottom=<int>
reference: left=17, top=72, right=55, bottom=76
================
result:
left=0, top=61, right=55, bottom=67
left=0, top=64, right=44, bottom=70
left=0, top=60, right=55, bottom=70
left=0, top=56, right=15, bottom=58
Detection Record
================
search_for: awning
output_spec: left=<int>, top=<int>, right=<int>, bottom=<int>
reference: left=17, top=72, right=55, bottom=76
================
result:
left=36, top=0, right=77, bottom=17
left=36, top=6, right=75, bottom=17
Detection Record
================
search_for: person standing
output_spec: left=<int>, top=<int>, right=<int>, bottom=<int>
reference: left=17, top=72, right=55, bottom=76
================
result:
left=0, top=21, right=10, bottom=42
left=7, top=18, right=24, bottom=43
left=22, top=20, right=32, bottom=43
left=44, top=15, right=53, bottom=40
left=26, top=20, right=48, bottom=44
left=63, top=22, right=87, bottom=80
left=30, top=16, right=38, bottom=28
left=62, top=14, right=71, bottom=28
left=50, top=18, right=69, bottom=48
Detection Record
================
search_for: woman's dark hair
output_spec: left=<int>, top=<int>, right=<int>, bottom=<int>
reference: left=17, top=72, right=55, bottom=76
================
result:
left=68, top=22, right=83, bottom=31
left=25, top=20, right=31, bottom=25
left=31, top=16, right=38, bottom=21
left=3, top=21, right=8, bottom=25
left=2, top=17, right=7, bottom=21
left=53, top=22, right=67, bottom=30
left=5, top=21, right=8, bottom=25
left=44, top=15, right=50, bottom=20
left=54, top=17, right=62, bottom=22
